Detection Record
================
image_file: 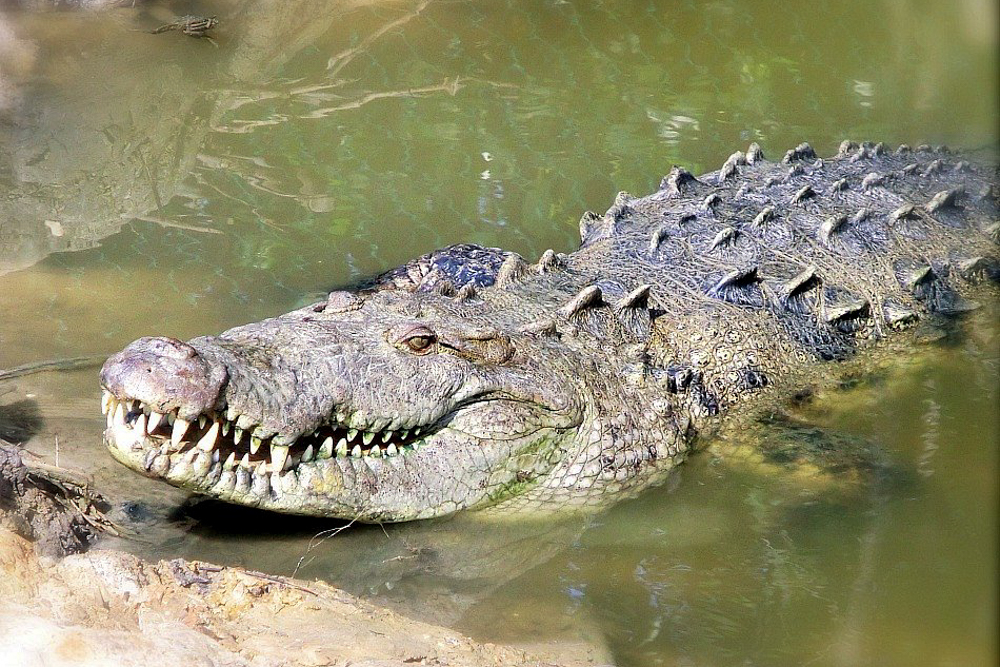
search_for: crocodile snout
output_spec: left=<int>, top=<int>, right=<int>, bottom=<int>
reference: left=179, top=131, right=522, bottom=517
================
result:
left=100, top=336, right=228, bottom=420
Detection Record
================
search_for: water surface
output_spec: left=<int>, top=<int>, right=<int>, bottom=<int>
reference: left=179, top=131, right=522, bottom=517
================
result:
left=0, top=1, right=996, bottom=665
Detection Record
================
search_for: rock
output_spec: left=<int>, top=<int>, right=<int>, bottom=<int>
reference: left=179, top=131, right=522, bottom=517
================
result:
left=0, top=527, right=572, bottom=667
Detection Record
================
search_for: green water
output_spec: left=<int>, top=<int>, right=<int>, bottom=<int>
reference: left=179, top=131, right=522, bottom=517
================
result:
left=0, top=1, right=996, bottom=664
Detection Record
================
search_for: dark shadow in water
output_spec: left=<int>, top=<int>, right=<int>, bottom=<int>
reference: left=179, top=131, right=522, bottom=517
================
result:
left=168, top=496, right=352, bottom=538
left=0, top=398, right=43, bottom=443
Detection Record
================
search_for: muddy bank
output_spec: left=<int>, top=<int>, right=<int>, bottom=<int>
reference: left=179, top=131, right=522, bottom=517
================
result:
left=0, top=442, right=607, bottom=667
left=0, top=442, right=114, bottom=558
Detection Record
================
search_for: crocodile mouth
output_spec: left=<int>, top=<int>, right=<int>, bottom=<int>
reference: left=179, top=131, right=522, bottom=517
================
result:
left=101, top=389, right=437, bottom=480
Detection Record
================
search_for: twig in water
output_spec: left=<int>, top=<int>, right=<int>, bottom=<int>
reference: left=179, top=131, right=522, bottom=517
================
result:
left=291, top=514, right=364, bottom=577
left=134, top=215, right=225, bottom=235
left=0, top=355, right=107, bottom=382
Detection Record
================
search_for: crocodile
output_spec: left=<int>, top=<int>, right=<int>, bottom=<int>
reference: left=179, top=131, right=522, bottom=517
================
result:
left=100, top=141, right=999, bottom=522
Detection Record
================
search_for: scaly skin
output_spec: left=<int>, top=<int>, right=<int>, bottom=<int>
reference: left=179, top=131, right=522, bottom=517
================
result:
left=100, top=141, right=999, bottom=521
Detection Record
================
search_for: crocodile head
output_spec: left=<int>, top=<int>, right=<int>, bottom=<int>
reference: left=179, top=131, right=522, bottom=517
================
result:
left=100, top=289, right=587, bottom=521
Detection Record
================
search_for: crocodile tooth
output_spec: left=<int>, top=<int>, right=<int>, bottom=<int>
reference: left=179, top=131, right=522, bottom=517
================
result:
left=166, top=412, right=176, bottom=426
left=319, top=437, right=334, bottom=459
left=223, top=452, right=236, bottom=471
left=194, top=452, right=212, bottom=476
left=240, top=453, right=251, bottom=469
left=255, top=461, right=267, bottom=477
left=235, top=467, right=251, bottom=493
left=226, top=406, right=239, bottom=422
left=351, top=445, right=362, bottom=458
left=302, top=445, right=314, bottom=463
left=101, top=391, right=113, bottom=415
left=399, top=429, right=409, bottom=441
left=221, top=421, right=230, bottom=436
left=198, top=415, right=207, bottom=429
left=197, top=421, right=220, bottom=451
left=134, top=412, right=147, bottom=435
left=152, top=454, right=170, bottom=476
left=147, top=411, right=164, bottom=433
left=347, top=429, right=359, bottom=441
left=370, top=445, right=383, bottom=458
left=250, top=436, right=262, bottom=455
left=252, top=470, right=269, bottom=496
left=362, top=431, right=375, bottom=446
left=171, top=417, right=190, bottom=447
left=212, top=449, right=221, bottom=464
left=216, top=470, right=236, bottom=492
left=381, top=430, right=393, bottom=443
left=113, top=401, right=125, bottom=426
left=336, top=438, right=348, bottom=457
left=234, top=427, right=244, bottom=445
left=386, top=444, right=398, bottom=457
left=270, top=444, right=289, bottom=474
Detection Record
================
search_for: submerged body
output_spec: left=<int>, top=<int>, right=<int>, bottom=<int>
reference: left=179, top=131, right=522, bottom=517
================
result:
left=101, top=141, right=999, bottom=521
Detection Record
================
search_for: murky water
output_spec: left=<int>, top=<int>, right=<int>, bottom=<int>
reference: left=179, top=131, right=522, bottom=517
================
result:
left=1, top=0, right=996, bottom=664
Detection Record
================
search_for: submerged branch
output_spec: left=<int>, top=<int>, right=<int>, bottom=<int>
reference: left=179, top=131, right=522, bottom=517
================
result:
left=0, top=355, right=107, bottom=382
left=134, top=215, right=225, bottom=235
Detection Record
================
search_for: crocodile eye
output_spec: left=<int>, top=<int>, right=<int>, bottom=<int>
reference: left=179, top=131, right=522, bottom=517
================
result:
left=405, top=335, right=436, bottom=353
left=388, top=324, right=439, bottom=355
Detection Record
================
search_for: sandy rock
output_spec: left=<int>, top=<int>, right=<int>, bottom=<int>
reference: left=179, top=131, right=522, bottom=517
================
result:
left=0, top=529, right=580, bottom=667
